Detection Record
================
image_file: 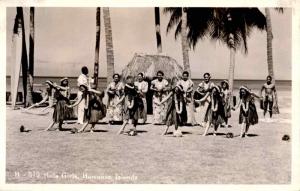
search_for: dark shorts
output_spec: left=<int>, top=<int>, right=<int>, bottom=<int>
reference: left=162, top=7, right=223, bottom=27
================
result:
left=263, top=97, right=273, bottom=111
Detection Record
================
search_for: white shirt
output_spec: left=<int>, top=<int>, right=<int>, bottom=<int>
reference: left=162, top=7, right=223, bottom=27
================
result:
left=134, top=81, right=148, bottom=94
left=77, top=74, right=89, bottom=87
left=177, top=79, right=194, bottom=92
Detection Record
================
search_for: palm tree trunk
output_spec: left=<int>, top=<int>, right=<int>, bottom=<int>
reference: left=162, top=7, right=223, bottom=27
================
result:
left=228, top=35, right=235, bottom=93
left=155, top=7, right=162, bottom=53
left=227, top=13, right=235, bottom=94
left=265, top=8, right=274, bottom=80
left=29, top=7, right=34, bottom=79
left=93, top=7, right=101, bottom=89
left=17, top=7, right=33, bottom=107
left=103, top=7, right=115, bottom=85
left=26, top=7, right=34, bottom=106
left=181, top=8, right=191, bottom=75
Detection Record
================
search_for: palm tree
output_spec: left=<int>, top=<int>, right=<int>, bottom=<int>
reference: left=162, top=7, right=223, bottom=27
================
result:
left=154, top=7, right=162, bottom=53
left=16, top=7, right=33, bottom=107
left=265, top=8, right=283, bottom=81
left=165, top=8, right=266, bottom=92
left=181, top=8, right=190, bottom=74
left=93, top=7, right=101, bottom=89
left=209, top=8, right=266, bottom=93
left=164, top=8, right=217, bottom=76
left=26, top=7, right=35, bottom=107
left=103, top=7, right=115, bottom=84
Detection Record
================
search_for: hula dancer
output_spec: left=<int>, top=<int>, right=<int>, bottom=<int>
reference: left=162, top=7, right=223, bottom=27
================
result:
left=159, top=78, right=187, bottom=136
left=195, top=73, right=215, bottom=127
left=260, top=75, right=278, bottom=120
left=232, top=86, right=261, bottom=138
left=220, top=80, right=231, bottom=128
left=134, top=73, right=149, bottom=124
left=118, top=76, right=142, bottom=136
left=106, top=74, right=125, bottom=124
left=202, top=86, right=225, bottom=136
left=44, top=81, right=72, bottom=131
left=23, top=80, right=55, bottom=112
left=150, top=71, right=170, bottom=125
left=70, top=87, right=106, bottom=133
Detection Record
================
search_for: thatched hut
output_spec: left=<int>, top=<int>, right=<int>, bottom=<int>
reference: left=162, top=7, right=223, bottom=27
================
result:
left=121, top=53, right=184, bottom=114
left=121, top=53, right=183, bottom=81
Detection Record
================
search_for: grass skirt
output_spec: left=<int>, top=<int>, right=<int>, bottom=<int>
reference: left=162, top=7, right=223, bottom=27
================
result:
left=53, top=99, right=67, bottom=123
left=204, top=102, right=225, bottom=126
left=239, top=101, right=258, bottom=125
left=165, top=99, right=187, bottom=127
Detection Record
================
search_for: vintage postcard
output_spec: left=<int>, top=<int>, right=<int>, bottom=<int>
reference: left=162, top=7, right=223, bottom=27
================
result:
left=0, top=0, right=299, bottom=191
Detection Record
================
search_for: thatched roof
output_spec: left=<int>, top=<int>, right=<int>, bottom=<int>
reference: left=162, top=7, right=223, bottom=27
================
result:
left=122, top=53, right=183, bottom=81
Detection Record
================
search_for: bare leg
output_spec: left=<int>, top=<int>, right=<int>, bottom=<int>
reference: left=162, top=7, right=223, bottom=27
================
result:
left=58, top=121, right=63, bottom=131
left=213, top=124, right=219, bottom=136
left=240, top=123, right=246, bottom=138
left=203, top=122, right=211, bottom=136
left=245, top=124, right=250, bottom=135
left=90, top=124, right=96, bottom=132
left=118, top=120, right=128, bottom=134
left=162, top=125, right=170, bottom=135
left=44, top=121, right=55, bottom=131
left=78, top=122, right=89, bottom=133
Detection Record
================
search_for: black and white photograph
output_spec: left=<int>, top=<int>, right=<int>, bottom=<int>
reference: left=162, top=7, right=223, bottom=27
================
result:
left=1, top=0, right=300, bottom=190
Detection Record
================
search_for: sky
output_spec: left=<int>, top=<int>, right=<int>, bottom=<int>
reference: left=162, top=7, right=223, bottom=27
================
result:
left=6, top=7, right=292, bottom=80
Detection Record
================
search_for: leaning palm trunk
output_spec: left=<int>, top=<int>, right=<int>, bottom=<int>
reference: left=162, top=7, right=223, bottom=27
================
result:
left=265, top=8, right=274, bottom=80
left=155, top=7, right=162, bottom=53
left=181, top=8, right=191, bottom=75
left=93, top=7, right=101, bottom=89
left=103, top=7, right=115, bottom=85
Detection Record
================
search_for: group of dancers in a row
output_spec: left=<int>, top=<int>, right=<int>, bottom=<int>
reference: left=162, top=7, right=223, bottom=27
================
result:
left=27, top=66, right=278, bottom=138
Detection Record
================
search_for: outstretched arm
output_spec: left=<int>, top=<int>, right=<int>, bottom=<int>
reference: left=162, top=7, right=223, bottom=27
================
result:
left=158, top=91, right=173, bottom=105
left=251, top=91, right=262, bottom=99
left=273, top=86, right=278, bottom=103
left=260, top=85, right=265, bottom=98
left=197, top=92, right=209, bottom=103
left=89, top=88, right=103, bottom=95
left=67, top=95, right=83, bottom=108
left=55, top=84, right=70, bottom=91
left=27, top=94, right=49, bottom=109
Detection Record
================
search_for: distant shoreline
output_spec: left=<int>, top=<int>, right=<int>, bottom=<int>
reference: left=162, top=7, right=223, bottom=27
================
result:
left=5, top=75, right=292, bottom=82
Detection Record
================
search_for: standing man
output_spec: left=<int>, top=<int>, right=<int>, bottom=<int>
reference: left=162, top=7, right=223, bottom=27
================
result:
left=176, top=71, right=195, bottom=125
left=260, top=75, right=278, bottom=120
left=76, top=66, right=89, bottom=124
left=134, top=73, right=149, bottom=124
left=77, top=66, right=89, bottom=88
left=195, top=73, right=215, bottom=127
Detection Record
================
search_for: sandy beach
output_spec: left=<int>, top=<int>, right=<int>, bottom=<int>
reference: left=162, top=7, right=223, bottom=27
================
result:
left=6, top=90, right=291, bottom=184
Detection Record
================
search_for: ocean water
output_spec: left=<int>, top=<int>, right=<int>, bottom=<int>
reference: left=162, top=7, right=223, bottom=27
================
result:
left=6, top=76, right=291, bottom=94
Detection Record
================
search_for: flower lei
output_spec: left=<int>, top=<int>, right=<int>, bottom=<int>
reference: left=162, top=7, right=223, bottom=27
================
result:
left=128, top=99, right=134, bottom=109
left=175, top=96, right=183, bottom=114
left=211, top=97, right=218, bottom=112
left=241, top=100, right=249, bottom=112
